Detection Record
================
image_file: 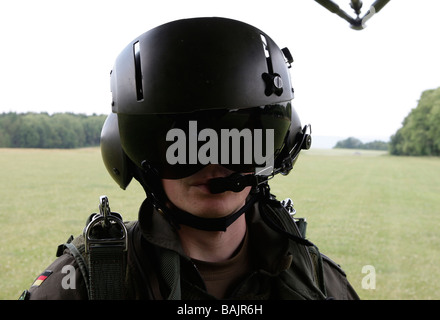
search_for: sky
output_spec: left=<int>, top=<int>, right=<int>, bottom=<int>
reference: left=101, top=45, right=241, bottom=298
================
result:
left=1, top=0, right=439, bottom=146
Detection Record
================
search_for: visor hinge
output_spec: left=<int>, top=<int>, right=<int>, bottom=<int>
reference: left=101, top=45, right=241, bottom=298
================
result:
left=262, top=72, right=284, bottom=96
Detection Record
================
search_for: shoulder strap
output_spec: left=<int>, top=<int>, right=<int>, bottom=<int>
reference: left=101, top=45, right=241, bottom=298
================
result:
left=56, top=235, right=90, bottom=298
left=259, top=194, right=328, bottom=296
left=58, top=196, right=129, bottom=300
left=66, top=240, right=90, bottom=296
left=84, top=196, right=128, bottom=300
left=60, top=220, right=139, bottom=300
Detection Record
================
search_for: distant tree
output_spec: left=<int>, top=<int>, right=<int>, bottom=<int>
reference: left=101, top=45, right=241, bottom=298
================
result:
left=362, top=140, right=389, bottom=151
left=334, top=137, right=363, bottom=149
left=0, top=128, right=11, bottom=147
left=390, top=87, right=440, bottom=156
left=0, top=112, right=107, bottom=148
left=83, top=115, right=106, bottom=146
left=334, top=137, right=389, bottom=151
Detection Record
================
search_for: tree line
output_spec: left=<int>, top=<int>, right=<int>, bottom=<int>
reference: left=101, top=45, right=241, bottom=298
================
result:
left=2, top=85, right=440, bottom=155
left=0, top=112, right=107, bottom=148
left=389, top=87, right=440, bottom=156
left=334, top=86, right=440, bottom=156
left=334, top=137, right=389, bottom=151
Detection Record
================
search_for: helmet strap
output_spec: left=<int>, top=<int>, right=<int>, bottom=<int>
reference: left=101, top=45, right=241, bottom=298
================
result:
left=164, top=193, right=258, bottom=232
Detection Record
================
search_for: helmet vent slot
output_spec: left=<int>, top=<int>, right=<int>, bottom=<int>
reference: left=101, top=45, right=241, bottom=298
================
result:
left=260, top=34, right=273, bottom=74
left=133, top=41, right=144, bottom=101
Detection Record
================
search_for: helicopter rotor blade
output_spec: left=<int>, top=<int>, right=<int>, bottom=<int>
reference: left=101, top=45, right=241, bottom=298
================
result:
left=315, top=0, right=392, bottom=29
left=314, top=0, right=357, bottom=25
left=370, top=0, right=391, bottom=13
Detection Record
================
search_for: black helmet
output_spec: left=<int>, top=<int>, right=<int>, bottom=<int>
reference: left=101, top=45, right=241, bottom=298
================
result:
left=101, top=17, right=311, bottom=190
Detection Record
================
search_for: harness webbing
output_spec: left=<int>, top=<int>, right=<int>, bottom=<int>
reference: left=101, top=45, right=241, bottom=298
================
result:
left=84, top=196, right=128, bottom=300
left=88, top=244, right=126, bottom=299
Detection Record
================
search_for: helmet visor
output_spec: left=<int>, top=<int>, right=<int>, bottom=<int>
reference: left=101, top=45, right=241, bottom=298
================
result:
left=118, top=103, right=292, bottom=179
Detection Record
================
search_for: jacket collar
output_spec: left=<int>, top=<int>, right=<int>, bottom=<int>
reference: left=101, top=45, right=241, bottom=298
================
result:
left=137, top=197, right=293, bottom=275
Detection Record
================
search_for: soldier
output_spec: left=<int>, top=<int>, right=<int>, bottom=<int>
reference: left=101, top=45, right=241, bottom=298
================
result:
left=21, top=17, right=359, bottom=300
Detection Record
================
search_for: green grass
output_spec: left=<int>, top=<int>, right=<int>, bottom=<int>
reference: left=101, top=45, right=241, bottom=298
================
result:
left=271, top=149, right=440, bottom=299
left=1, top=147, right=439, bottom=299
left=0, top=148, right=145, bottom=299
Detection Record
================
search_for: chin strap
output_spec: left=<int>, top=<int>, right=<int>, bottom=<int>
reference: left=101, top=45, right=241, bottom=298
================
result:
left=165, top=193, right=259, bottom=232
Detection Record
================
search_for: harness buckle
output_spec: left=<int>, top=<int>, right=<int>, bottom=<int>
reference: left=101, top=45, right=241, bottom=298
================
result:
left=84, top=195, right=128, bottom=254
left=281, top=197, right=296, bottom=217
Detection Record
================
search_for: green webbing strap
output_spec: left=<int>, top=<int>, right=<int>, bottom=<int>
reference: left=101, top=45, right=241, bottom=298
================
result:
left=84, top=196, right=128, bottom=300
left=64, top=242, right=90, bottom=297
left=88, top=244, right=126, bottom=300
left=159, top=248, right=181, bottom=300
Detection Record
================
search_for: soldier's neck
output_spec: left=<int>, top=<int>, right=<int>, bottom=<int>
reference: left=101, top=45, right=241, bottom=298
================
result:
left=177, top=214, right=247, bottom=263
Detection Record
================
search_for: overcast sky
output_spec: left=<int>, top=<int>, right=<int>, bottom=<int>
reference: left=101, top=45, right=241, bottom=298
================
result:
left=1, top=0, right=439, bottom=144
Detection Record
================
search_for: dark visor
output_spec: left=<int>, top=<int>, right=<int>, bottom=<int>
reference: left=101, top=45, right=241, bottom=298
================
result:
left=119, top=103, right=292, bottom=179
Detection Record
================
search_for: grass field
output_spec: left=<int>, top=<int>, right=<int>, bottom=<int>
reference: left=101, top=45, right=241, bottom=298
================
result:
left=1, top=147, right=439, bottom=300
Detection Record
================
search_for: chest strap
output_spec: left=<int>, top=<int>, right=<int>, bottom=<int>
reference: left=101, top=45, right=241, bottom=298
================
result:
left=84, top=196, right=128, bottom=300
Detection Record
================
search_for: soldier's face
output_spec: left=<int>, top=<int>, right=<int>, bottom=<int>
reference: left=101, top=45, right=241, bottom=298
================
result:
left=161, top=164, right=252, bottom=219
